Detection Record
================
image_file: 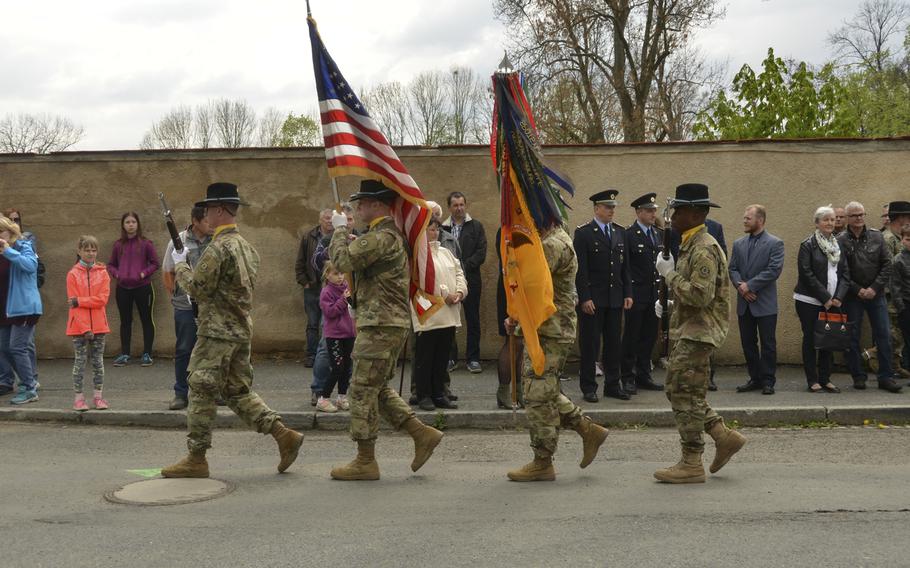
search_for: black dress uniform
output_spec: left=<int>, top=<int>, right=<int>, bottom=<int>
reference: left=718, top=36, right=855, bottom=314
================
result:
left=620, top=193, right=665, bottom=394
left=574, top=190, right=632, bottom=401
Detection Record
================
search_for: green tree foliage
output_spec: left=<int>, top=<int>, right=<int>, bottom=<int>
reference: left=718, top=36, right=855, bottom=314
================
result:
left=278, top=113, right=322, bottom=147
left=693, top=48, right=857, bottom=140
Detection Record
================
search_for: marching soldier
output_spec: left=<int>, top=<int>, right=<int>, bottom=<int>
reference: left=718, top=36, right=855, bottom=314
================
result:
left=505, top=225, right=609, bottom=482
left=620, top=193, right=665, bottom=395
left=574, top=190, right=633, bottom=402
left=328, top=180, right=443, bottom=481
left=162, top=182, right=304, bottom=478
left=653, top=183, right=745, bottom=484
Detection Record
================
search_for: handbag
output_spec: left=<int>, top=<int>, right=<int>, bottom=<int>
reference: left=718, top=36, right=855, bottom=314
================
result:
left=813, top=308, right=852, bottom=351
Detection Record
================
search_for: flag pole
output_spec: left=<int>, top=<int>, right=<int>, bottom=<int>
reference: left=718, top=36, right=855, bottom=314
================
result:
left=305, top=0, right=311, bottom=16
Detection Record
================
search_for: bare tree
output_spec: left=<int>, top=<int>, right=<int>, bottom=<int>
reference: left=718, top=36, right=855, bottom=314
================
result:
left=496, top=0, right=724, bottom=142
left=195, top=102, right=214, bottom=149
left=0, top=113, right=84, bottom=153
left=139, top=105, right=195, bottom=149
left=212, top=98, right=257, bottom=148
left=447, top=67, right=482, bottom=143
left=360, top=82, right=412, bottom=145
left=409, top=70, right=451, bottom=145
left=257, top=107, right=285, bottom=147
left=649, top=45, right=724, bottom=141
left=829, top=0, right=910, bottom=72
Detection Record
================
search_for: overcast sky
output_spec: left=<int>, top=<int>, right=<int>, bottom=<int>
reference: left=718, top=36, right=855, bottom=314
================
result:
left=0, top=0, right=871, bottom=150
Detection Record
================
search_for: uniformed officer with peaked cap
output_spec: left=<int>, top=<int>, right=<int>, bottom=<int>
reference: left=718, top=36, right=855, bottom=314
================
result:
left=573, top=189, right=633, bottom=402
left=620, top=192, right=665, bottom=394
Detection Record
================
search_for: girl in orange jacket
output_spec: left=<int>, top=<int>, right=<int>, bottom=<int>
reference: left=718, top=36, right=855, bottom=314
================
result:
left=66, top=236, right=111, bottom=411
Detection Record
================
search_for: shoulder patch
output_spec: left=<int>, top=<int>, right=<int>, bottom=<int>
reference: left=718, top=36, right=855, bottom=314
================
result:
left=699, top=264, right=710, bottom=277
left=360, top=239, right=369, bottom=247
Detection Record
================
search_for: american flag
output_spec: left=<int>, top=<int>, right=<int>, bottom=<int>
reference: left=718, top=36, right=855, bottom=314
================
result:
left=307, top=15, right=441, bottom=321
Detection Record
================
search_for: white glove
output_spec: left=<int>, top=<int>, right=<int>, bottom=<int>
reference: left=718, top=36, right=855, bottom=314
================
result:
left=171, top=247, right=188, bottom=265
left=331, top=212, right=347, bottom=229
left=655, top=253, right=675, bottom=277
left=654, top=299, right=674, bottom=318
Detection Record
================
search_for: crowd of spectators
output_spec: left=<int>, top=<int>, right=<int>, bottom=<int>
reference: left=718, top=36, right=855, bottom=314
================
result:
left=2, top=193, right=910, bottom=412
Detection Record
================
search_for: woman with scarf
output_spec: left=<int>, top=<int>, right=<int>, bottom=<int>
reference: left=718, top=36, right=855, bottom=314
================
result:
left=793, top=206, right=852, bottom=393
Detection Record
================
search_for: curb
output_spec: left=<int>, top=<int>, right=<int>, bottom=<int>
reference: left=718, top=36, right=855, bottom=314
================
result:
left=3, top=405, right=908, bottom=429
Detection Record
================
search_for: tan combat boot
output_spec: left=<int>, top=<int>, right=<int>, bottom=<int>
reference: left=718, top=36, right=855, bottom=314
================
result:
left=573, top=416, right=609, bottom=468
left=271, top=421, right=304, bottom=473
left=706, top=419, right=747, bottom=474
left=653, top=449, right=705, bottom=484
left=507, top=454, right=556, bottom=482
left=330, top=440, right=380, bottom=481
left=161, top=451, right=209, bottom=478
left=403, top=417, right=444, bottom=472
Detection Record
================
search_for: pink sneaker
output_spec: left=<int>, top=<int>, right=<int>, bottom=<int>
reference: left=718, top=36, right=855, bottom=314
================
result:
left=73, top=395, right=89, bottom=412
left=93, top=397, right=109, bottom=410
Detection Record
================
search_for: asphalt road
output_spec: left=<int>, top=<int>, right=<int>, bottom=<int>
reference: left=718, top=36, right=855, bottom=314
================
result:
left=3, top=423, right=909, bottom=568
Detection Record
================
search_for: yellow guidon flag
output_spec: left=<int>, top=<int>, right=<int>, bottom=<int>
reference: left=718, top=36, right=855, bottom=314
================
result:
left=492, top=59, right=574, bottom=375
left=501, top=170, right=556, bottom=375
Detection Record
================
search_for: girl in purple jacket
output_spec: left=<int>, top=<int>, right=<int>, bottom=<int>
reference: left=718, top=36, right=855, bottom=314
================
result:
left=107, top=212, right=159, bottom=367
left=317, top=261, right=355, bottom=413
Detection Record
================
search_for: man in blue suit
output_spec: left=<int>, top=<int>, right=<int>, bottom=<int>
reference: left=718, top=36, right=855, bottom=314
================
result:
left=728, top=205, right=784, bottom=394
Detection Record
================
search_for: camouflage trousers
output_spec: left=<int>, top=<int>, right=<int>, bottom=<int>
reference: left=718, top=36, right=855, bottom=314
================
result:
left=186, top=336, right=280, bottom=453
left=522, top=338, right=583, bottom=458
left=72, top=334, right=105, bottom=393
left=349, top=326, right=414, bottom=441
left=665, top=339, right=722, bottom=452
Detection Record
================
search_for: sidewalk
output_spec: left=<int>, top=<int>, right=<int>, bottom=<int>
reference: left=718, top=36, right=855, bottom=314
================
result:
left=2, top=358, right=909, bottom=430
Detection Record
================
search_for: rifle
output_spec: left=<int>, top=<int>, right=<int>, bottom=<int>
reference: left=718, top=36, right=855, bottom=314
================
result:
left=158, top=193, right=197, bottom=317
left=658, top=197, right=672, bottom=366
left=158, top=193, right=184, bottom=252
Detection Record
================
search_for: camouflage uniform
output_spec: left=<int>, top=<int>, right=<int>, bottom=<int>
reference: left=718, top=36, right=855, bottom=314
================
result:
left=72, top=334, right=105, bottom=393
left=883, top=228, right=905, bottom=372
left=329, top=216, right=414, bottom=441
left=664, top=226, right=730, bottom=452
left=523, top=227, right=584, bottom=458
left=175, top=225, right=280, bottom=453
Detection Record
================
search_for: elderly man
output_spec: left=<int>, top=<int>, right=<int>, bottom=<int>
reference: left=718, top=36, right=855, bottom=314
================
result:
left=838, top=201, right=902, bottom=392
left=729, top=205, right=784, bottom=395
left=295, top=208, right=334, bottom=368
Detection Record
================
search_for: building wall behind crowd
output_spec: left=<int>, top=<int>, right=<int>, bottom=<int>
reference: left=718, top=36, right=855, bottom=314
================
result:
left=2, top=138, right=908, bottom=363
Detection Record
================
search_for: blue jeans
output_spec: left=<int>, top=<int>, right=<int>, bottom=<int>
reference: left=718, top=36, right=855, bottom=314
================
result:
left=174, top=309, right=198, bottom=398
left=0, top=348, right=12, bottom=387
left=845, top=295, right=894, bottom=381
left=310, top=335, right=329, bottom=395
left=0, top=323, right=37, bottom=391
left=303, top=287, right=322, bottom=358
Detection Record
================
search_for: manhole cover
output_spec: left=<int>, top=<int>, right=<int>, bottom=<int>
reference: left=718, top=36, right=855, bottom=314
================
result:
left=105, top=478, right=234, bottom=506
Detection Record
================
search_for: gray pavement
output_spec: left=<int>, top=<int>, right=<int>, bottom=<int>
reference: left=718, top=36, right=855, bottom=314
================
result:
left=3, top=423, right=910, bottom=567
left=2, top=358, right=910, bottom=428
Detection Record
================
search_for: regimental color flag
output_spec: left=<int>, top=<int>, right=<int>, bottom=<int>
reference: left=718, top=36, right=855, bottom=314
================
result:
left=492, top=67, right=575, bottom=375
left=307, top=15, right=442, bottom=322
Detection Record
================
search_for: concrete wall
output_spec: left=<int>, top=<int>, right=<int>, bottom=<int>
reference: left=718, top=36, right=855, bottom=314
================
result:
left=2, top=138, right=908, bottom=363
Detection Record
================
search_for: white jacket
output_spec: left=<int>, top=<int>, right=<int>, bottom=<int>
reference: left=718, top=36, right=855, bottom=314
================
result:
left=411, top=241, right=468, bottom=332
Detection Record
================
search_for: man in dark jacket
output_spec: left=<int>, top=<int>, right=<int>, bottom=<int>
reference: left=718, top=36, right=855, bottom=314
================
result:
left=443, top=192, right=487, bottom=374
left=295, top=208, right=334, bottom=367
left=838, top=201, right=902, bottom=392
left=574, top=190, right=633, bottom=402
left=620, top=193, right=664, bottom=394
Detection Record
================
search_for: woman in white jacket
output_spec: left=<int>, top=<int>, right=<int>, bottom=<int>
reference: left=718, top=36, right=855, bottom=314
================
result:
left=411, top=218, right=468, bottom=411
